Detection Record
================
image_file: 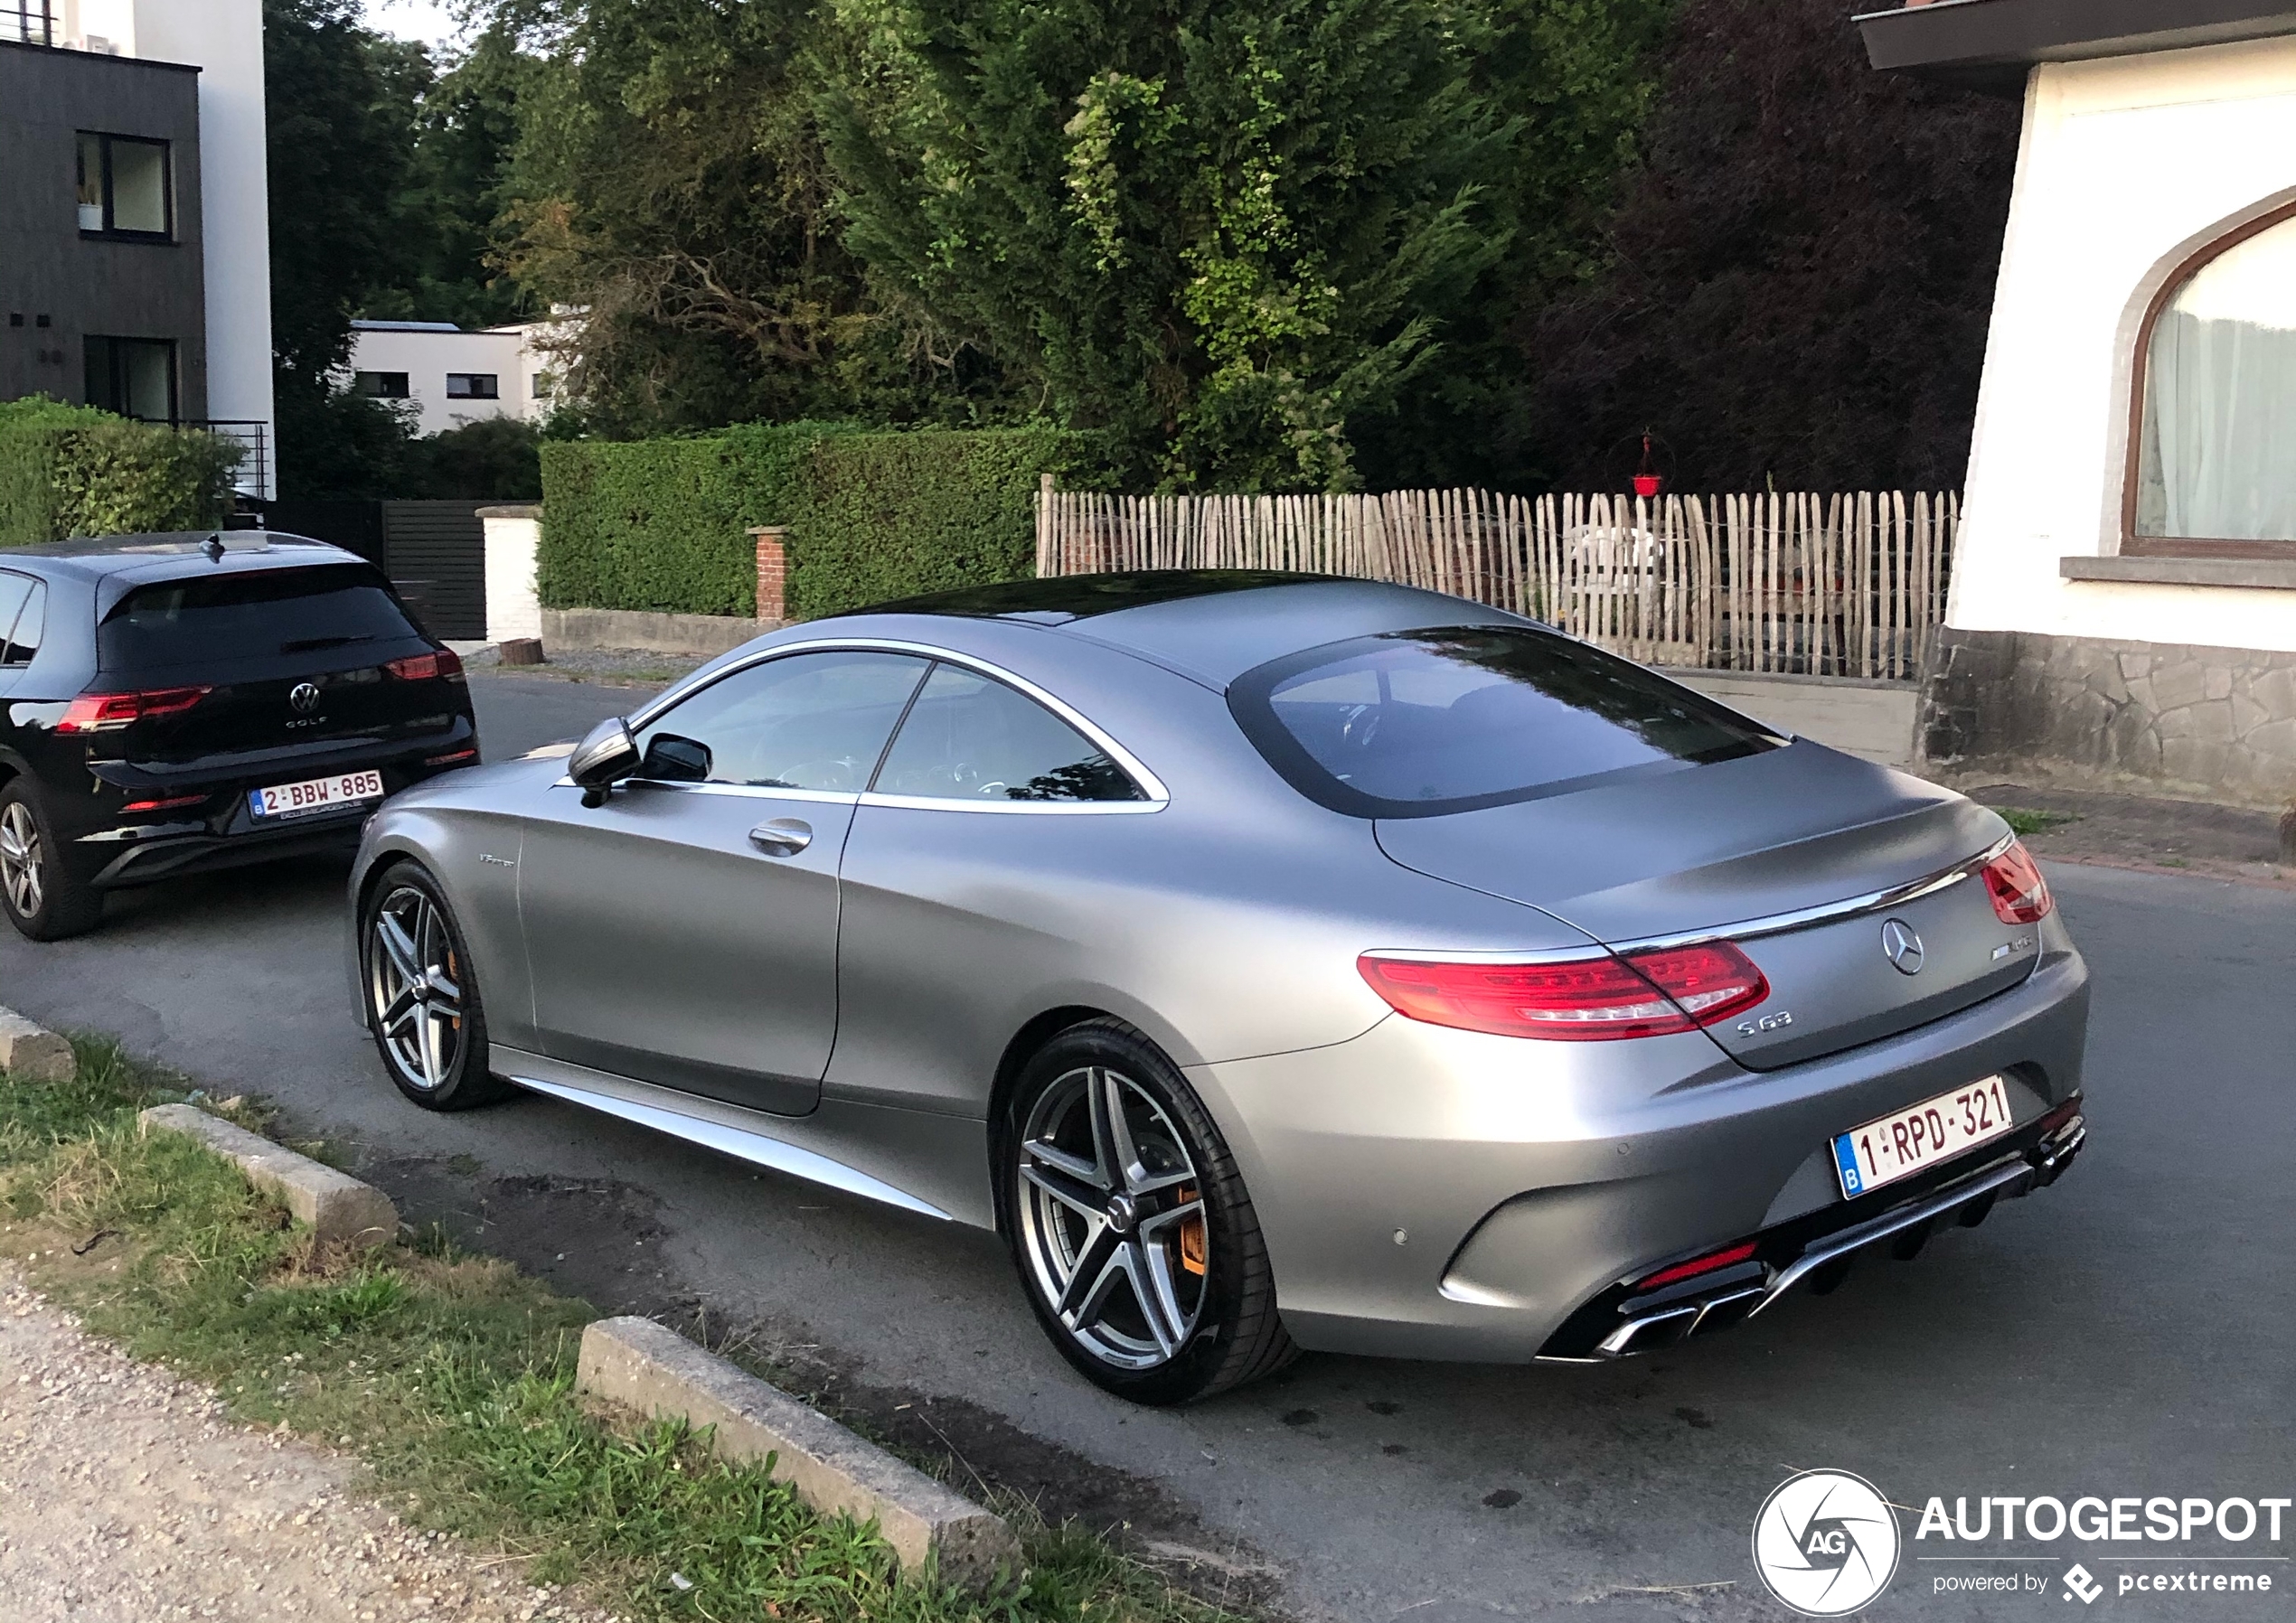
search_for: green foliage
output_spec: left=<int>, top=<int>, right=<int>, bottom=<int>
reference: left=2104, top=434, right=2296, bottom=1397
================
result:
left=817, top=0, right=1667, bottom=491
left=535, top=422, right=859, bottom=614
left=278, top=390, right=543, bottom=501
left=787, top=428, right=1088, bottom=619
left=0, top=411, right=239, bottom=548
left=538, top=424, right=1096, bottom=617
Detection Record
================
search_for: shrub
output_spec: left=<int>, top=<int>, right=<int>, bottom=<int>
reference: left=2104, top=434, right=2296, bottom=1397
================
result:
left=0, top=398, right=241, bottom=546
left=786, top=427, right=1084, bottom=619
left=537, top=423, right=1107, bottom=619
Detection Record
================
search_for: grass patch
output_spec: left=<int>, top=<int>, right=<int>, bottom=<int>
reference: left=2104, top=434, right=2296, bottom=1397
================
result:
left=0, top=1037, right=1251, bottom=1623
left=1995, top=807, right=2078, bottom=840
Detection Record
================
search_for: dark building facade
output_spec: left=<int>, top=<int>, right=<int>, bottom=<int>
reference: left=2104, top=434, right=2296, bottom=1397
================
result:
left=1, top=38, right=207, bottom=421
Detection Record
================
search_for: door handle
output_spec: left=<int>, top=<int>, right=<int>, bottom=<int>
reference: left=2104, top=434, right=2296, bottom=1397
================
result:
left=748, top=818, right=814, bottom=856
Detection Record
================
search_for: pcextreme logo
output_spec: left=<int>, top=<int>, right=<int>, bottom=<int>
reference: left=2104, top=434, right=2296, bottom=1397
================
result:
left=1752, top=1470, right=1903, bottom=1616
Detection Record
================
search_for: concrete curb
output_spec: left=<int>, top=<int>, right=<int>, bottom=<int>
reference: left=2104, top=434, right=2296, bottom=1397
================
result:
left=0, top=1006, right=75, bottom=1084
left=577, top=1316, right=1020, bottom=1588
left=138, top=1105, right=399, bottom=1248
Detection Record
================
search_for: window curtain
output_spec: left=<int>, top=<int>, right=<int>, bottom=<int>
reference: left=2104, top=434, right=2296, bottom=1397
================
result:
left=2138, top=220, right=2296, bottom=542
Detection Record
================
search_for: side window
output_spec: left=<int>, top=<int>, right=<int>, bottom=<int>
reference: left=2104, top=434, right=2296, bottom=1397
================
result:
left=0, top=574, right=31, bottom=666
left=872, top=663, right=1144, bottom=803
left=632, top=651, right=929, bottom=793
left=4, top=583, right=44, bottom=666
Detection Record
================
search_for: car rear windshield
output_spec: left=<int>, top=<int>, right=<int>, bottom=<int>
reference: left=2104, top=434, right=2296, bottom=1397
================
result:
left=99, top=565, right=424, bottom=671
left=1229, top=624, right=1783, bottom=818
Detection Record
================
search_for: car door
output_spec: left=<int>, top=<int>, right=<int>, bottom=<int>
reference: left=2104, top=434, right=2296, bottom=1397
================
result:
left=516, top=648, right=931, bottom=1116
left=828, top=658, right=1162, bottom=1114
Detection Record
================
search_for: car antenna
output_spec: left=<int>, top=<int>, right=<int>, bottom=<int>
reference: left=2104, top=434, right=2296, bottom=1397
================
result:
left=202, top=533, right=227, bottom=560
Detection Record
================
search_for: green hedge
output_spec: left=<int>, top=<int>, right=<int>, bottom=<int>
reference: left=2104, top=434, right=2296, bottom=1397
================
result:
left=0, top=398, right=240, bottom=547
left=537, top=423, right=1108, bottom=620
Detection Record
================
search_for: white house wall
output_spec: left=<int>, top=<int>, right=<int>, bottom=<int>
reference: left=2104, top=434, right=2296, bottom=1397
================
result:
left=346, top=327, right=557, bottom=436
left=128, top=0, right=275, bottom=495
left=1953, top=35, right=2296, bottom=653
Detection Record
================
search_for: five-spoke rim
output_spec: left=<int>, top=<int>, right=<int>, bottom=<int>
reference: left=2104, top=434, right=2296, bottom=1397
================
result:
left=1016, top=1065, right=1209, bottom=1371
left=367, top=884, right=466, bottom=1092
left=0, top=800, right=43, bottom=919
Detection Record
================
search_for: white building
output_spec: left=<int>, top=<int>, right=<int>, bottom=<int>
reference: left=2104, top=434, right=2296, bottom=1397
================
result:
left=346, top=320, right=559, bottom=437
left=1861, top=0, right=2296, bottom=805
left=3, top=0, right=275, bottom=495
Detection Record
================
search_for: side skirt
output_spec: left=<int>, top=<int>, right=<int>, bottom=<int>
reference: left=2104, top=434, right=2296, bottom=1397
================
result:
left=491, top=1046, right=992, bottom=1224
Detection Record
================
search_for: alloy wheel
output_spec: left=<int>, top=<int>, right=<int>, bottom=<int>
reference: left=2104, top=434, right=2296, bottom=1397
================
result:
left=0, top=801, right=44, bottom=919
left=367, top=884, right=466, bottom=1093
left=1016, top=1065, right=1209, bottom=1370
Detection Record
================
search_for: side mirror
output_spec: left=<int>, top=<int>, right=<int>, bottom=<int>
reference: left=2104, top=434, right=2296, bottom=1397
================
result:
left=568, top=716, right=639, bottom=806
left=638, top=733, right=711, bottom=783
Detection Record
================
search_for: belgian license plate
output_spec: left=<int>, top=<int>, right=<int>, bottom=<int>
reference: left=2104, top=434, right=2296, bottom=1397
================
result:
left=1832, top=1074, right=2014, bottom=1198
left=247, top=770, right=384, bottom=821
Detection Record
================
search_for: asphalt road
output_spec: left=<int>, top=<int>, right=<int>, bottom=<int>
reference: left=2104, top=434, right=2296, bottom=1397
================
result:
left=4, top=671, right=2291, bottom=1622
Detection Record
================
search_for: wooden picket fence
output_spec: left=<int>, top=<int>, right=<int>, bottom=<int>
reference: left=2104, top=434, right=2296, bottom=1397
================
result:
left=1035, top=484, right=1957, bottom=680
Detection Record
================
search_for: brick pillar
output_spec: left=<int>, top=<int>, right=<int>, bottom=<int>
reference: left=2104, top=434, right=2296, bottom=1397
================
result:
left=748, top=525, right=788, bottom=624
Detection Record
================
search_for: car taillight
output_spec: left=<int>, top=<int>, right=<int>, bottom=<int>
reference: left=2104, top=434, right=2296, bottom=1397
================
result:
left=120, top=793, right=209, bottom=812
left=55, top=686, right=212, bottom=733
left=1357, top=941, right=1769, bottom=1043
left=384, top=648, right=465, bottom=683
left=1634, top=1240, right=1759, bottom=1293
left=1981, top=840, right=2053, bottom=924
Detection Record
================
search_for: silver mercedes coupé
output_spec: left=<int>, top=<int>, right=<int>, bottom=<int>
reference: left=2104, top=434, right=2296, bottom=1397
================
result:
left=349, top=572, right=2090, bottom=1403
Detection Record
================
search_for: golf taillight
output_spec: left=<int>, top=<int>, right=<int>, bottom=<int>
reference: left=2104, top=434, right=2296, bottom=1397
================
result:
left=1357, top=941, right=1769, bottom=1043
left=1981, top=840, right=2053, bottom=924
left=56, top=686, right=212, bottom=733
left=384, top=648, right=465, bottom=683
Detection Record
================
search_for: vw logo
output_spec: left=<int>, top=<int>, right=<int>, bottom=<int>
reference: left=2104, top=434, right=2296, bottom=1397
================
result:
left=289, top=682, right=322, bottom=714
left=1879, top=917, right=1924, bottom=975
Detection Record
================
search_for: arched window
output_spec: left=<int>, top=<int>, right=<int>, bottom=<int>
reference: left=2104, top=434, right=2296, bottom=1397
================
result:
left=2131, top=209, right=2296, bottom=556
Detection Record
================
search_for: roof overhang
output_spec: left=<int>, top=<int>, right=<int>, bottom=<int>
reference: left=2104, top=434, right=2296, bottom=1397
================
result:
left=1856, top=0, right=2296, bottom=93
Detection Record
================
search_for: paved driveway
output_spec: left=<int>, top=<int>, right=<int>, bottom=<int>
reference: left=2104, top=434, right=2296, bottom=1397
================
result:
left=3, top=673, right=2291, bottom=1621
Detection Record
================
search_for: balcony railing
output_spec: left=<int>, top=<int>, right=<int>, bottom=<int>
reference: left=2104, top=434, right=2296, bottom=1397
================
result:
left=182, top=419, right=272, bottom=502
left=1, top=2, right=55, bottom=46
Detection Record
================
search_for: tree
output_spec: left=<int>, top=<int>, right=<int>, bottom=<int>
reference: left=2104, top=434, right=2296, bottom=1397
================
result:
left=824, top=0, right=1533, bottom=491
left=493, top=0, right=966, bottom=436
left=1511, top=0, right=2021, bottom=492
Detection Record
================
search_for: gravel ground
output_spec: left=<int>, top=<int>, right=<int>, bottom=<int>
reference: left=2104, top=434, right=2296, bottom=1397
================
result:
left=0, top=1266, right=614, bottom=1623
left=456, top=643, right=707, bottom=690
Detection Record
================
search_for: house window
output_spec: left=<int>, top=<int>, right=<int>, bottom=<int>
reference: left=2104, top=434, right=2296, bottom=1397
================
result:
left=85, top=335, right=177, bottom=422
left=2132, top=211, right=2296, bottom=553
left=355, top=371, right=411, bottom=399
left=76, top=132, right=172, bottom=239
left=445, top=373, right=499, bottom=399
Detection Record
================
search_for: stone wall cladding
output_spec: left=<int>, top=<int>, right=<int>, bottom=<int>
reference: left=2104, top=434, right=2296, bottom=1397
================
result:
left=1917, top=627, right=2296, bottom=806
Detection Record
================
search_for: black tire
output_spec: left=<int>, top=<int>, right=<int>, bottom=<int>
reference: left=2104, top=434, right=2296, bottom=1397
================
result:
left=358, top=860, right=510, bottom=1110
left=0, top=778, right=104, bottom=942
left=1001, top=1018, right=1297, bottom=1404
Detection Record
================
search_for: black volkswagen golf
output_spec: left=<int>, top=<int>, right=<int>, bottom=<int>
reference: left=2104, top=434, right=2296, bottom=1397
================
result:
left=0, top=530, right=478, bottom=940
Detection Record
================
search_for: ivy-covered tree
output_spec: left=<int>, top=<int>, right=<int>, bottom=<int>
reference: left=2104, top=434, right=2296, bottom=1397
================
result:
left=1511, top=0, right=2021, bottom=492
left=824, top=0, right=1537, bottom=491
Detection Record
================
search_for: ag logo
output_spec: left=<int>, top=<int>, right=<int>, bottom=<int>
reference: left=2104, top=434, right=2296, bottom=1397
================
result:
left=1751, top=1469, right=1901, bottom=1616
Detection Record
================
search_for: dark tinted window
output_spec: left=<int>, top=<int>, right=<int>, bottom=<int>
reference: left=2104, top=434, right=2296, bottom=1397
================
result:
left=1231, top=625, right=1779, bottom=818
left=99, top=565, right=424, bottom=671
left=4, top=583, right=44, bottom=666
left=634, top=651, right=928, bottom=793
left=0, top=573, right=32, bottom=666
left=873, top=662, right=1143, bottom=802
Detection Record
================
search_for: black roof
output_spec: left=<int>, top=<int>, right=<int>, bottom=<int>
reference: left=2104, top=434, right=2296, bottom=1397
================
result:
left=1858, top=0, right=2296, bottom=92
left=834, top=570, right=1344, bottom=624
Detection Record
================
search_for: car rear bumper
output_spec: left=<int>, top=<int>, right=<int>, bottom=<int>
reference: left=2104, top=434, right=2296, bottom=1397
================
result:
left=1185, top=924, right=2090, bottom=1363
left=70, top=729, right=479, bottom=889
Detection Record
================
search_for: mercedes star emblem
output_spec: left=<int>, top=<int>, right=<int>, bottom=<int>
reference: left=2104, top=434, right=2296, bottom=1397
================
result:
left=1879, top=917, right=1924, bottom=975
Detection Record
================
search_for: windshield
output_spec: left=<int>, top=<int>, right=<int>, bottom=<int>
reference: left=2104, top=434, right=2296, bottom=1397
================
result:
left=1229, top=624, right=1782, bottom=818
left=99, top=566, right=425, bottom=671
